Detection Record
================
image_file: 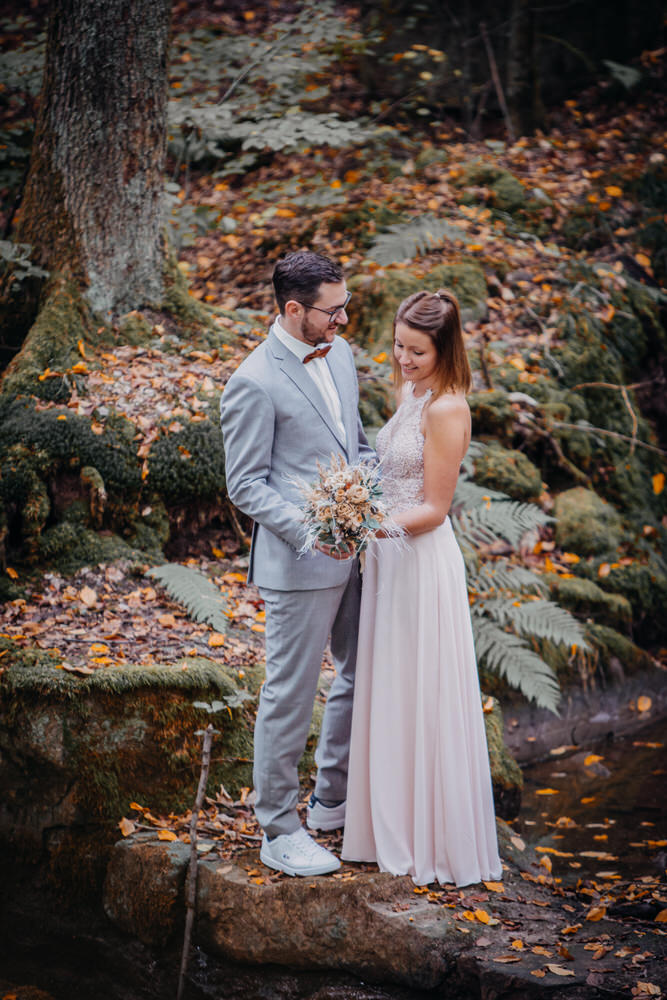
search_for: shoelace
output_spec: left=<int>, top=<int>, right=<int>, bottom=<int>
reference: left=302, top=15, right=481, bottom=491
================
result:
left=288, top=828, right=326, bottom=859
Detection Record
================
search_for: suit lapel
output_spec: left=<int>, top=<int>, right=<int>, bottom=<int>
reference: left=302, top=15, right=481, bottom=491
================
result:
left=268, top=329, right=348, bottom=451
left=326, top=343, right=355, bottom=459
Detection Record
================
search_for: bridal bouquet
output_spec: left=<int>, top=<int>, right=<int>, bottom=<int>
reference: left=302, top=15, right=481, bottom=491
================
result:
left=293, top=453, right=402, bottom=557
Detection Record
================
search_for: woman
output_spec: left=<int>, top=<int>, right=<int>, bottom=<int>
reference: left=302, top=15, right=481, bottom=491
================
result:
left=341, top=289, right=502, bottom=887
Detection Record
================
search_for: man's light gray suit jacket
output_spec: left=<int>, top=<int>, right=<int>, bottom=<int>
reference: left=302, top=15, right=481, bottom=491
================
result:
left=220, top=326, right=374, bottom=591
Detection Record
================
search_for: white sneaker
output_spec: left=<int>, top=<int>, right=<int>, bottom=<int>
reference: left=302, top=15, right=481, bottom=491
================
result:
left=260, top=827, right=341, bottom=877
left=306, top=794, right=346, bottom=832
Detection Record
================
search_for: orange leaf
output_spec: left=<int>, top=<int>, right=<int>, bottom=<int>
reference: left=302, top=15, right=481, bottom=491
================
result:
left=208, top=633, right=226, bottom=647
left=655, top=910, right=667, bottom=922
left=77, top=339, right=87, bottom=358
left=158, top=614, right=177, bottom=627
left=605, top=185, right=622, bottom=197
left=637, top=695, right=652, bottom=713
left=584, top=753, right=604, bottom=766
left=652, top=473, right=665, bottom=495
left=635, top=252, right=651, bottom=269
left=89, top=643, right=110, bottom=655
left=157, top=829, right=178, bottom=841
left=119, top=817, right=136, bottom=837
left=6, top=567, right=18, bottom=579
left=511, top=939, right=525, bottom=950
left=71, top=361, right=88, bottom=374
left=536, top=788, right=560, bottom=795
left=598, top=562, right=611, bottom=578
left=483, top=881, right=504, bottom=892
left=475, top=908, right=491, bottom=923
left=585, top=905, right=607, bottom=921
left=373, top=352, right=387, bottom=364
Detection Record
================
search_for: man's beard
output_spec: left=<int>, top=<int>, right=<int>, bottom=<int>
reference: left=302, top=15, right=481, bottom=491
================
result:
left=300, top=313, right=335, bottom=346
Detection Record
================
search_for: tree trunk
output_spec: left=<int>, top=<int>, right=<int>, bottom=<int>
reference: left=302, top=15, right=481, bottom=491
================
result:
left=14, top=0, right=171, bottom=318
left=506, top=0, right=542, bottom=137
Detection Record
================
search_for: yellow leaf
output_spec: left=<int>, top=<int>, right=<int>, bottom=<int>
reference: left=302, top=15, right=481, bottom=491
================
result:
left=637, top=695, right=652, bottom=713
left=540, top=855, right=552, bottom=873
left=119, top=817, right=136, bottom=837
left=475, top=908, right=491, bottom=923
left=129, top=802, right=145, bottom=812
left=585, top=905, right=607, bottom=921
left=483, top=881, right=504, bottom=892
left=71, top=361, right=88, bottom=374
left=157, top=829, right=178, bottom=841
left=561, top=924, right=582, bottom=935
left=652, top=472, right=665, bottom=495
left=89, top=643, right=110, bottom=655
left=545, top=965, right=575, bottom=977
left=605, top=185, right=622, bottom=197
left=536, top=788, right=560, bottom=795
left=373, top=352, right=387, bottom=364
left=211, top=546, right=224, bottom=558
left=330, top=180, right=342, bottom=189
left=511, top=939, right=525, bottom=950
left=462, top=910, right=476, bottom=921
left=654, top=909, right=667, bottom=922
left=209, top=632, right=226, bottom=647
left=561, top=552, right=580, bottom=563
left=580, top=796, right=596, bottom=804
left=598, top=562, right=611, bottom=578
left=57, top=414, right=67, bottom=421
left=158, top=614, right=177, bottom=627
left=509, top=356, right=526, bottom=371
left=584, top=753, right=604, bottom=766
left=275, top=207, right=296, bottom=218
left=635, top=252, right=651, bottom=268
left=6, top=567, right=18, bottom=579
left=77, top=339, right=87, bottom=358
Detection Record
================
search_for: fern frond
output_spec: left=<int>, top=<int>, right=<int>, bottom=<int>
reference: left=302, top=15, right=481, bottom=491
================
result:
left=472, top=617, right=561, bottom=713
left=452, top=477, right=507, bottom=511
left=367, top=216, right=470, bottom=265
left=472, top=559, right=548, bottom=597
left=480, top=598, right=589, bottom=650
left=148, top=563, right=230, bottom=634
left=454, top=501, right=552, bottom=549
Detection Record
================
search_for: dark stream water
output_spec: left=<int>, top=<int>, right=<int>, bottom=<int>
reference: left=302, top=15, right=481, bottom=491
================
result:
left=2, top=719, right=666, bottom=1000
left=513, top=716, right=667, bottom=886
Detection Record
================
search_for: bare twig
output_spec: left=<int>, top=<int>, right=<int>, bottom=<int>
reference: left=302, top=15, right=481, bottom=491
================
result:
left=551, top=421, right=667, bottom=456
left=176, top=723, right=215, bottom=1000
left=480, top=22, right=516, bottom=144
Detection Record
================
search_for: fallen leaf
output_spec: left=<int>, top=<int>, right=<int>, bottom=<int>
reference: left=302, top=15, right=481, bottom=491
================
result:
left=536, top=788, right=560, bottom=795
left=585, top=905, right=607, bottom=921
left=511, top=939, right=525, bottom=950
left=584, top=753, right=604, bottom=765
left=209, top=633, right=226, bottom=647
left=653, top=473, right=665, bottom=495
left=493, top=954, right=522, bottom=963
left=655, top=909, right=667, bottom=922
left=6, top=567, right=18, bottom=579
left=157, top=830, right=178, bottom=841
left=545, top=964, right=576, bottom=977
left=79, top=585, right=97, bottom=607
left=483, top=881, right=504, bottom=893
left=119, top=817, right=135, bottom=836
left=530, top=969, right=546, bottom=978
left=637, top=695, right=652, bottom=713
left=158, top=614, right=177, bottom=627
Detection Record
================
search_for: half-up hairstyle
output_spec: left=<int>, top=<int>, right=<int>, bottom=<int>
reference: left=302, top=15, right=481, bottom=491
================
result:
left=393, top=288, right=472, bottom=397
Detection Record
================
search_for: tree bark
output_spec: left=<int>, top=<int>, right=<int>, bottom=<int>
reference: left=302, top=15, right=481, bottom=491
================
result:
left=14, top=0, right=171, bottom=317
left=506, top=0, right=542, bottom=137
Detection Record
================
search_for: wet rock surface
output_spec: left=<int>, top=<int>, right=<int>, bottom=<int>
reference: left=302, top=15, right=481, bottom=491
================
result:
left=102, top=826, right=667, bottom=998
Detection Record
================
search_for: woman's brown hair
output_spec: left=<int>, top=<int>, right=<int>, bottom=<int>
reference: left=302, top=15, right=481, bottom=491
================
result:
left=392, top=289, right=472, bottom=397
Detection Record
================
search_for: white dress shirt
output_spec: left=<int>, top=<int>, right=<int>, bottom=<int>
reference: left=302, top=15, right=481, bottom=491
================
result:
left=273, top=316, right=347, bottom=447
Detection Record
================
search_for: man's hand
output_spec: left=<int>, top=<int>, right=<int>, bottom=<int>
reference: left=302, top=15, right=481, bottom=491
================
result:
left=314, top=540, right=354, bottom=560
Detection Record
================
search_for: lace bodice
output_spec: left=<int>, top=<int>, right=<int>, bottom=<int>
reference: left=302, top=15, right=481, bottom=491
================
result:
left=376, top=386, right=431, bottom=513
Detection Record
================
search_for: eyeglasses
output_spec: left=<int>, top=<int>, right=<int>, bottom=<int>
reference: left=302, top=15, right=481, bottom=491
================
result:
left=299, top=291, right=352, bottom=323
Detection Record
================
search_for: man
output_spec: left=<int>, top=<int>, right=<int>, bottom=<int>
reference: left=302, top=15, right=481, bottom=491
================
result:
left=220, top=251, right=373, bottom=877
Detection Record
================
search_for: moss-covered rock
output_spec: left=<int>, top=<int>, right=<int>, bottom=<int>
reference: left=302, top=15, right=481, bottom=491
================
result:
left=484, top=697, right=523, bottom=820
left=147, top=416, right=226, bottom=503
left=0, top=650, right=260, bottom=857
left=554, top=487, right=623, bottom=555
left=545, top=573, right=632, bottom=630
left=579, top=557, right=667, bottom=646
left=472, top=442, right=542, bottom=501
left=468, top=389, right=515, bottom=443
left=348, top=262, right=487, bottom=354
left=454, top=160, right=527, bottom=215
left=586, top=623, right=657, bottom=677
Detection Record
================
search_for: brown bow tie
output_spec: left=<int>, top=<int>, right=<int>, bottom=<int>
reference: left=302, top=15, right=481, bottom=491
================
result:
left=303, top=345, right=332, bottom=364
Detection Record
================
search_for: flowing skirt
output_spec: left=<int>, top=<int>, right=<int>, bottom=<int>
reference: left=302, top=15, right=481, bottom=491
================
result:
left=342, top=517, right=502, bottom=887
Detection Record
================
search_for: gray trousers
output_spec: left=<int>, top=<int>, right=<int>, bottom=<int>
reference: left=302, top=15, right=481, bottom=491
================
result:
left=255, top=565, right=361, bottom=838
